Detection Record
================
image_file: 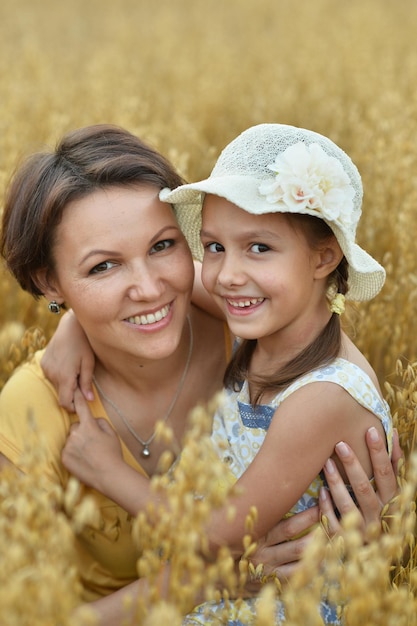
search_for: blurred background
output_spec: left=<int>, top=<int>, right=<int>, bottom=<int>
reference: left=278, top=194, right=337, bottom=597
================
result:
left=1, top=4, right=417, bottom=622
left=1, top=0, right=417, bottom=416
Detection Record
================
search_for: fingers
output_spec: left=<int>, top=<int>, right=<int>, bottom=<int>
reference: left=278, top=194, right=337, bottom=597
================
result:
left=78, top=354, right=96, bottom=402
left=332, top=442, right=381, bottom=526
left=365, top=426, right=399, bottom=504
left=391, top=428, right=404, bottom=475
left=322, top=455, right=368, bottom=522
left=251, top=532, right=314, bottom=577
left=73, top=387, right=96, bottom=426
left=96, top=417, right=117, bottom=435
left=319, top=485, right=342, bottom=536
left=263, top=507, right=319, bottom=545
left=60, top=377, right=79, bottom=412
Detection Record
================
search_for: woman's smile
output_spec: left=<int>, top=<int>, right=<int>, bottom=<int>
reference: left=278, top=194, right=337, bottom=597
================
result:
left=49, top=185, right=194, bottom=363
left=124, top=302, right=173, bottom=328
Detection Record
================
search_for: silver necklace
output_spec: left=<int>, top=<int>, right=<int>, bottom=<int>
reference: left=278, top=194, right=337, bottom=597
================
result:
left=93, top=315, right=193, bottom=459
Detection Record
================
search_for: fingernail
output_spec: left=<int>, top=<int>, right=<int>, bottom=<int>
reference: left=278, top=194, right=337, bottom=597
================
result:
left=368, top=426, right=379, bottom=442
left=320, top=486, right=329, bottom=501
left=86, top=390, right=95, bottom=402
left=335, top=441, right=349, bottom=458
left=324, top=458, right=336, bottom=474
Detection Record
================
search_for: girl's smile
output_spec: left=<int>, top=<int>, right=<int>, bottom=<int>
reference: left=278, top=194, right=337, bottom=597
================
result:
left=224, top=297, right=265, bottom=316
left=201, top=194, right=333, bottom=353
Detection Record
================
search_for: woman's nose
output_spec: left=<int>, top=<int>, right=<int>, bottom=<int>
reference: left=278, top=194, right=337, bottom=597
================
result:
left=126, top=264, right=163, bottom=301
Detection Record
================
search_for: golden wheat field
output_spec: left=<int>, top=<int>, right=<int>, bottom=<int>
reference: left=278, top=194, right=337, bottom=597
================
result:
left=1, top=0, right=417, bottom=623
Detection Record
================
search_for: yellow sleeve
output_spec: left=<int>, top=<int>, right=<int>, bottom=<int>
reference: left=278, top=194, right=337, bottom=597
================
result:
left=0, top=350, right=72, bottom=489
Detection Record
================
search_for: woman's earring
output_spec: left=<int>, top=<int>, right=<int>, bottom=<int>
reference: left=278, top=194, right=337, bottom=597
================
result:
left=48, top=300, right=61, bottom=315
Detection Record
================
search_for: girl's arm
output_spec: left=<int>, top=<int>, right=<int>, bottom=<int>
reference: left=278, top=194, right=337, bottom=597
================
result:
left=206, top=382, right=387, bottom=555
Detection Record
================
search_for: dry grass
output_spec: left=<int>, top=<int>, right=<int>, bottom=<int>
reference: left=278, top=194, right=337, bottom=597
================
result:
left=1, top=0, right=417, bottom=622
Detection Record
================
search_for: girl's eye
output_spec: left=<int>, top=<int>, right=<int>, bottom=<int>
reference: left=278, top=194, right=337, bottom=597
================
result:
left=205, top=242, right=224, bottom=253
left=251, top=243, right=270, bottom=254
left=89, top=260, right=118, bottom=275
left=150, top=239, right=174, bottom=254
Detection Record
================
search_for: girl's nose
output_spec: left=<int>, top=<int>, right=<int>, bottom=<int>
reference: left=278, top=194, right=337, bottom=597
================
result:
left=216, top=253, right=246, bottom=287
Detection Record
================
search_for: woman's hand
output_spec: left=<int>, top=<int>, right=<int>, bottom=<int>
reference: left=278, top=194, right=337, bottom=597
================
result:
left=249, top=427, right=403, bottom=581
left=246, top=506, right=320, bottom=582
left=320, top=426, right=402, bottom=535
left=62, top=388, right=124, bottom=492
left=41, top=310, right=95, bottom=410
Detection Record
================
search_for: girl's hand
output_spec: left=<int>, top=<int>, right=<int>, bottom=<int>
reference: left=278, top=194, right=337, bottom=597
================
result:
left=41, top=310, right=95, bottom=411
left=320, top=427, right=403, bottom=535
left=62, top=388, right=124, bottom=492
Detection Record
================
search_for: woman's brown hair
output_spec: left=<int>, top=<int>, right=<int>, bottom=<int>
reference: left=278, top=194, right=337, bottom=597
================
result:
left=0, top=124, right=184, bottom=298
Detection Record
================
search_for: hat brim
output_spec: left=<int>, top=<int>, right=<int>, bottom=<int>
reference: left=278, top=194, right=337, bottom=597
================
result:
left=162, top=177, right=386, bottom=302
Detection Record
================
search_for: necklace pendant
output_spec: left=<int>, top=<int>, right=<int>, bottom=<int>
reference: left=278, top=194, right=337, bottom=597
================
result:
left=142, top=445, right=151, bottom=458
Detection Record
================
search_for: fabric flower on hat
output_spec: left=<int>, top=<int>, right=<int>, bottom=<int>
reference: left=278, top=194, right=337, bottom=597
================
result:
left=258, top=142, right=355, bottom=226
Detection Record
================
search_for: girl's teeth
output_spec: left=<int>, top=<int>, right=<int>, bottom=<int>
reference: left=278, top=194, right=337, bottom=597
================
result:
left=228, top=298, right=264, bottom=308
left=128, top=305, right=169, bottom=325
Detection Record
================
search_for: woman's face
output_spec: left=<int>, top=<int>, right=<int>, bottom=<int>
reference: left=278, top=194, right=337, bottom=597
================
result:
left=44, top=185, right=194, bottom=365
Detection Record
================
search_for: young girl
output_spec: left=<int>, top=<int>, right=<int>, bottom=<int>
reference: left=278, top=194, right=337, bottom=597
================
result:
left=58, top=124, right=392, bottom=624
left=161, top=123, right=391, bottom=525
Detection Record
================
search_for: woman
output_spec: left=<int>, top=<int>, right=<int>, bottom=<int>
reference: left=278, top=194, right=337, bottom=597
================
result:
left=0, top=124, right=231, bottom=612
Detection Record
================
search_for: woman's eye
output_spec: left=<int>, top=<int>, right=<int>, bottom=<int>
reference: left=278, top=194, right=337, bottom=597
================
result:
left=206, top=242, right=224, bottom=253
left=150, top=239, right=174, bottom=254
left=89, top=260, right=117, bottom=274
left=251, top=243, right=270, bottom=254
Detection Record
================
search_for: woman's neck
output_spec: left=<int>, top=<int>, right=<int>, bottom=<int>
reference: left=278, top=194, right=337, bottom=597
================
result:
left=92, top=315, right=193, bottom=394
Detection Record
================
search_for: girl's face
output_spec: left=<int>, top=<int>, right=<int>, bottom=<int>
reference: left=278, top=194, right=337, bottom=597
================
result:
left=201, top=194, right=335, bottom=353
left=43, top=185, right=194, bottom=365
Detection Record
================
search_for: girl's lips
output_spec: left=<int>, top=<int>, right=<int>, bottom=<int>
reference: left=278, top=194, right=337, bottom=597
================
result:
left=125, top=303, right=171, bottom=326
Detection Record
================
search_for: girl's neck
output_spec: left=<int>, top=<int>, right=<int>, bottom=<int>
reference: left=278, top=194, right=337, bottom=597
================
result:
left=251, top=311, right=333, bottom=377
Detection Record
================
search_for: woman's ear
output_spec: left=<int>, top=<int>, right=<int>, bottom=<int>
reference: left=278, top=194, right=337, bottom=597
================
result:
left=34, top=268, right=64, bottom=304
left=314, top=238, right=344, bottom=279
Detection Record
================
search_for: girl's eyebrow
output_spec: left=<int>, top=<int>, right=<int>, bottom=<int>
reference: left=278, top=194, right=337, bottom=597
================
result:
left=200, top=227, right=282, bottom=240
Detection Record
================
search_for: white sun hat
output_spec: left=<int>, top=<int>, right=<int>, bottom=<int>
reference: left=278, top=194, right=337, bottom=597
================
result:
left=161, top=123, right=385, bottom=302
